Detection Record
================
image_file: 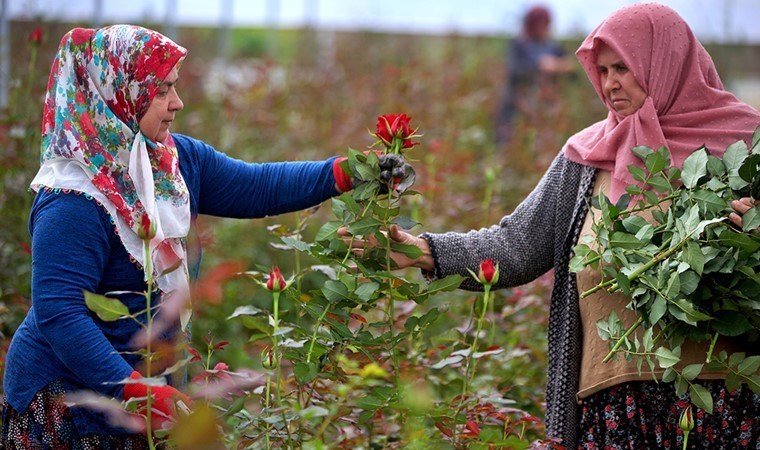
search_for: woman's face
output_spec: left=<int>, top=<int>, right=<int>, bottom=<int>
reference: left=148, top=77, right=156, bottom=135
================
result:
left=596, top=44, right=647, bottom=117
left=139, top=68, right=183, bottom=142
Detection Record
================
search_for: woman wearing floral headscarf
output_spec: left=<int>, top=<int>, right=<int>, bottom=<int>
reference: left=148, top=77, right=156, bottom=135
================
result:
left=0, top=25, right=394, bottom=447
left=364, top=3, right=760, bottom=448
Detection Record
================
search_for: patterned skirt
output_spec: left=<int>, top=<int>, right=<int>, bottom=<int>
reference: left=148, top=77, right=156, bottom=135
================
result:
left=577, top=380, right=760, bottom=449
left=1, top=380, right=149, bottom=450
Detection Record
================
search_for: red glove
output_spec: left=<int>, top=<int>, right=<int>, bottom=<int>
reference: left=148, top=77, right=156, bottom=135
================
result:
left=122, top=370, right=191, bottom=430
left=333, top=156, right=353, bottom=192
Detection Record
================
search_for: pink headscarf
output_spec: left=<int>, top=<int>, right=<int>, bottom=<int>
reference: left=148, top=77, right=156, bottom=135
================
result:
left=563, top=3, right=760, bottom=202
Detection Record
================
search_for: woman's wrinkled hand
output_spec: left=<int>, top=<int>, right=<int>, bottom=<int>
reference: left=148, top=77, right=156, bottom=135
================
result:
left=729, top=197, right=760, bottom=230
left=337, top=224, right=434, bottom=271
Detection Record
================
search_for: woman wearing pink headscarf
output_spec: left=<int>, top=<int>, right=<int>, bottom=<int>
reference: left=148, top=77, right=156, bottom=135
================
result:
left=363, top=3, right=760, bottom=448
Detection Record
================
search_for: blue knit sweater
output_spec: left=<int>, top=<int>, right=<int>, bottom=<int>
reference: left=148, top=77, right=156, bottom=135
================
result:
left=3, top=133, right=339, bottom=435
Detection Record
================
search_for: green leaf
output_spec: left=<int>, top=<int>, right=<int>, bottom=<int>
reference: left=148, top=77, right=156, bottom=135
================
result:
left=689, top=383, right=714, bottom=414
left=353, top=162, right=377, bottom=181
left=664, top=272, right=681, bottom=299
left=681, top=363, right=703, bottom=381
left=681, top=149, right=708, bottom=189
left=355, top=281, right=380, bottom=302
left=425, top=274, right=465, bottom=295
left=347, top=217, right=382, bottom=236
left=718, top=230, right=760, bottom=253
left=294, top=362, right=319, bottom=384
left=682, top=241, right=705, bottom=276
left=678, top=270, right=700, bottom=295
left=737, top=355, right=760, bottom=375
left=668, top=298, right=712, bottom=325
left=647, top=174, right=671, bottom=193
left=321, top=280, right=351, bottom=303
left=609, top=232, right=644, bottom=249
left=315, top=221, right=342, bottom=242
left=352, top=180, right=379, bottom=200
left=356, top=395, right=385, bottom=410
left=631, top=145, right=655, bottom=161
left=692, top=190, right=727, bottom=215
left=726, top=372, right=743, bottom=392
left=84, top=291, right=129, bottom=322
left=621, top=215, right=649, bottom=234
left=742, top=206, right=760, bottom=232
left=390, top=243, right=424, bottom=259
left=724, top=140, right=749, bottom=172
left=655, top=347, right=680, bottom=368
left=649, top=296, right=667, bottom=325
left=280, top=236, right=311, bottom=252
left=752, top=126, right=760, bottom=152
left=645, top=151, right=667, bottom=174
left=299, top=405, right=329, bottom=419
left=372, top=204, right=400, bottom=221
left=628, top=165, right=647, bottom=182
left=391, top=216, right=421, bottom=230
left=725, top=140, right=750, bottom=190
left=748, top=375, right=760, bottom=395
left=706, top=155, right=726, bottom=177
left=227, top=305, right=264, bottom=319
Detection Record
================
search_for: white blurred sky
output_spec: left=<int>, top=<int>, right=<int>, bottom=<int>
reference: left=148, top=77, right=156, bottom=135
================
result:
left=6, top=0, right=760, bottom=44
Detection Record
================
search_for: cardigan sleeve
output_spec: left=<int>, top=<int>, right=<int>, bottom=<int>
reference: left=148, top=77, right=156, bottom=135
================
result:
left=423, top=153, right=575, bottom=291
left=173, top=134, right=340, bottom=219
left=29, top=192, right=134, bottom=397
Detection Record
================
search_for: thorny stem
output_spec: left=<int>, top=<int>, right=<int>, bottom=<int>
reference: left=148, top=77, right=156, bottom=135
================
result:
left=142, top=239, right=157, bottom=450
left=706, top=332, right=720, bottom=364
left=384, top=182, right=401, bottom=391
left=603, top=316, right=644, bottom=363
left=582, top=234, right=678, bottom=298
left=454, top=285, right=491, bottom=445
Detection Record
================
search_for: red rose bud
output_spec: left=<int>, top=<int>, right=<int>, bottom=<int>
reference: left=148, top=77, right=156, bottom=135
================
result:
left=679, top=405, right=694, bottom=432
left=478, top=259, right=499, bottom=285
left=261, top=347, right=276, bottom=369
left=375, top=114, right=418, bottom=149
left=266, top=266, right=286, bottom=292
left=137, top=213, right=156, bottom=240
left=28, top=27, right=42, bottom=45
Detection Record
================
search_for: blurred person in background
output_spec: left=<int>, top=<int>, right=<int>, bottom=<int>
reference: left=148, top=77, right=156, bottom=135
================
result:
left=494, top=4, right=574, bottom=148
left=350, top=3, right=760, bottom=449
left=0, top=24, right=405, bottom=448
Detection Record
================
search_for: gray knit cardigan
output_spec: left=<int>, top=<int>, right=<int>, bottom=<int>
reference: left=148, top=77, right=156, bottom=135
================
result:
left=422, top=153, right=597, bottom=448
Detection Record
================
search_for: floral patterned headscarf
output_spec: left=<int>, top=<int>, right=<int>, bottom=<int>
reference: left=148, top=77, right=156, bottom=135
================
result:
left=31, top=25, right=192, bottom=326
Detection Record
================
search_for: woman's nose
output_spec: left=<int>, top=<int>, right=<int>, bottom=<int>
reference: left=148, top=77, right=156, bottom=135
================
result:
left=604, top=73, right=620, bottom=91
left=170, top=91, right=184, bottom=112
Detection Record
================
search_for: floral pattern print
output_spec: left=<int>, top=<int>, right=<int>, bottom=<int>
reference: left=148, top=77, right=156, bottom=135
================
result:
left=30, top=25, right=192, bottom=319
left=578, top=380, right=759, bottom=449
left=37, top=25, right=188, bottom=232
left=1, top=380, right=149, bottom=449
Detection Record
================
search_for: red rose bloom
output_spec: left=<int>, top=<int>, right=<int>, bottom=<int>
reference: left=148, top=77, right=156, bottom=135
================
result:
left=375, top=114, right=418, bottom=149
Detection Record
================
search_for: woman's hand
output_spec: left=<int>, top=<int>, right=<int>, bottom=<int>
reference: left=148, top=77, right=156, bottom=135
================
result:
left=729, top=197, right=760, bottom=229
left=338, top=225, right=434, bottom=271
